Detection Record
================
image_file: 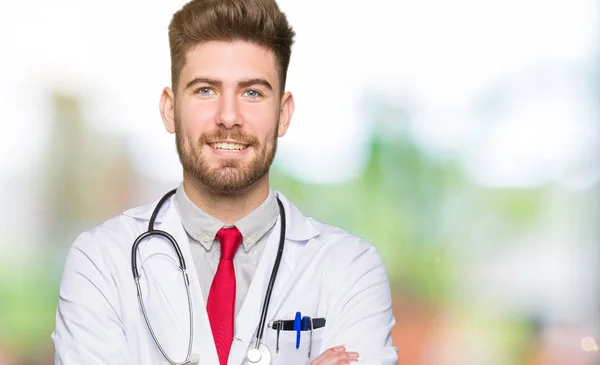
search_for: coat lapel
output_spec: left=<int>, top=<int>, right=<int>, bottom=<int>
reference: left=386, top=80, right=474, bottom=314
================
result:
left=228, top=192, right=320, bottom=365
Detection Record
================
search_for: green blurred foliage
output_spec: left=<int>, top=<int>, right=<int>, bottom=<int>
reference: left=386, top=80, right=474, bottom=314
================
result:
left=272, top=132, right=462, bottom=303
left=0, top=261, right=58, bottom=359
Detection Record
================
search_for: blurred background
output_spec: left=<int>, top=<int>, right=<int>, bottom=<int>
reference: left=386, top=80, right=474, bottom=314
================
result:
left=1, top=0, right=599, bottom=364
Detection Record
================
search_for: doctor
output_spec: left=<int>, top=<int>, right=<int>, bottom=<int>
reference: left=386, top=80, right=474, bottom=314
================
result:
left=51, top=0, right=398, bottom=364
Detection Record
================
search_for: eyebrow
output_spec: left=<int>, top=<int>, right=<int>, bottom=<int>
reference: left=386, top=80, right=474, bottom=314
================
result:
left=238, top=78, right=273, bottom=91
left=185, top=77, right=221, bottom=90
left=185, top=77, right=273, bottom=91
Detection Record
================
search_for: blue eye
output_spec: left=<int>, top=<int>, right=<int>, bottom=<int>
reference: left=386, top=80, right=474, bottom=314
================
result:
left=245, top=90, right=261, bottom=99
left=197, top=87, right=213, bottom=95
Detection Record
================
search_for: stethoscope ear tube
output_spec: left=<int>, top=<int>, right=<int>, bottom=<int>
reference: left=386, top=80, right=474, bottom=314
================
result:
left=130, top=189, right=180, bottom=280
left=131, top=189, right=194, bottom=365
left=131, top=230, right=185, bottom=278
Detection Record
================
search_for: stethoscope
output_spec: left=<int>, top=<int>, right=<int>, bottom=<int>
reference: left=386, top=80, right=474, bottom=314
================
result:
left=131, top=189, right=286, bottom=365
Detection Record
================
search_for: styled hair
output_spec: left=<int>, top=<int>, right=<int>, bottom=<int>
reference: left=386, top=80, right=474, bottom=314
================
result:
left=168, top=0, right=296, bottom=93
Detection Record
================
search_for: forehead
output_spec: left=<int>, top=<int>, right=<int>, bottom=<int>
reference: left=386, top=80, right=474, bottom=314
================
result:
left=180, top=40, right=279, bottom=89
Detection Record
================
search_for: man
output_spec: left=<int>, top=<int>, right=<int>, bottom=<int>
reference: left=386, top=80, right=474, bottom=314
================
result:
left=51, top=0, right=398, bottom=364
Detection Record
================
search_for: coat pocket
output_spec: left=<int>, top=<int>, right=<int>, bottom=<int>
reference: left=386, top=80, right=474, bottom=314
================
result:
left=262, top=326, right=325, bottom=365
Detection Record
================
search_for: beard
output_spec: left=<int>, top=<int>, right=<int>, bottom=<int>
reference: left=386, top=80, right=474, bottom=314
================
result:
left=175, top=116, right=279, bottom=195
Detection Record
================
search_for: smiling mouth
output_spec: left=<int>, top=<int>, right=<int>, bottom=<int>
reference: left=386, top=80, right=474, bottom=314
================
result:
left=208, top=142, right=249, bottom=151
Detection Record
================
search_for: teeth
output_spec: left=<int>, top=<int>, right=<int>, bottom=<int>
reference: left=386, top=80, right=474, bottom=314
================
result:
left=211, top=142, right=247, bottom=151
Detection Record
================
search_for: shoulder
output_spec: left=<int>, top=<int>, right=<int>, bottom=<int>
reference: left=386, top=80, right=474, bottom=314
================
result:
left=66, top=197, right=167, bottom=267
left=276, top=191, right=384, bottom=267
left=307, top=219, right=392, bottom=310
left=311, top=218, right=383, bottom=264
left=305, top=217, right=389, bottom=291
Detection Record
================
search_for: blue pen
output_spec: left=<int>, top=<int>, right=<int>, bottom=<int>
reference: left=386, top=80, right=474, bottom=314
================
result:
left=302, top=316, right=313, bottom=358
left=301, top=316, right=311, bottom=331
left=294, top=311, right=301, bottom=349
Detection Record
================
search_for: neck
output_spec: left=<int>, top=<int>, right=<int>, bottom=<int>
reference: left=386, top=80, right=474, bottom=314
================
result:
left=182, top=174, right=270, bottom=225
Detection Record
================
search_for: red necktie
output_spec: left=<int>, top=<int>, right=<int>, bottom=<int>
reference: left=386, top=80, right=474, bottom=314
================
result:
left=207, top=226, right=242, bottom=365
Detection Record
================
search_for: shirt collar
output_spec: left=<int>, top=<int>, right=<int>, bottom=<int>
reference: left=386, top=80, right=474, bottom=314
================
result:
left=122, top=189, right=320, bottom=242
left=173, top=183, right=279, bottom=252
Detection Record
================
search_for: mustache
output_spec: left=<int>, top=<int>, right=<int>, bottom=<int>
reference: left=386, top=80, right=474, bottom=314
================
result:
left=198, top=129, right=259, bottom=146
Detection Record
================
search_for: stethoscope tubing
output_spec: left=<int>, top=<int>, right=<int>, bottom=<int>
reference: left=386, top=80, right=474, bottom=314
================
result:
left=253, top=197, right=286, bottom=347
left=131, top=189, right=286, bottom=365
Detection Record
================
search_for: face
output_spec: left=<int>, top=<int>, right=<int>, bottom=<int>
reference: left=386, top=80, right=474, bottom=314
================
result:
left=160, top=40, right=294, bottom=194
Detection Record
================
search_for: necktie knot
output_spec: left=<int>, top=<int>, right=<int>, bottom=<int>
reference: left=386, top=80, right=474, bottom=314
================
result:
left=216, top=226, right=242, bottom=261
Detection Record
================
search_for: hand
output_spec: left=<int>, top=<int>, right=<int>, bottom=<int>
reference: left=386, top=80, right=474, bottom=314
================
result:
left=310, top=346, right=360, bottom=365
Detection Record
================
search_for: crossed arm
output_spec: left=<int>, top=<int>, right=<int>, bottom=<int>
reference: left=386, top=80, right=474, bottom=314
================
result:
left=312, top=240, right=398, bottom=365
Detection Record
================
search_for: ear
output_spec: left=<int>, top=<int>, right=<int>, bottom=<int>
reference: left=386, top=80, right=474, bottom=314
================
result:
left=277, top=91, right=295, bottom=137
left=160, top=87, right=176, bottom=134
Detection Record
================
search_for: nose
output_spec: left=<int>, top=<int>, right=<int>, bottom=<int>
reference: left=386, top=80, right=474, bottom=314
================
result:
left=217, top=92, right=242, bottom=129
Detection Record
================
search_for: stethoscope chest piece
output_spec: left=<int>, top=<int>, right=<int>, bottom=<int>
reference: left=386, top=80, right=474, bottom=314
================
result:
left=242, top=342, right=271, bottom=365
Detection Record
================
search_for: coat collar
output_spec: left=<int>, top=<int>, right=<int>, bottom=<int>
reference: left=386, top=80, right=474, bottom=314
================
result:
left=122, top=190, right=319, bottom=242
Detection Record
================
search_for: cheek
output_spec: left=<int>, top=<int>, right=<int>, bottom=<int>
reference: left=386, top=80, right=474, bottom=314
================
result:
left=178, top=100, right=217, bottom=137
left=239, top=103, right=279, bottom=139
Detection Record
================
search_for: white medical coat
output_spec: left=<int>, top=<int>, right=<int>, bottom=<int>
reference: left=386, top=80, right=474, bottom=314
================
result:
left=51, top=191, right=398, bottom=365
